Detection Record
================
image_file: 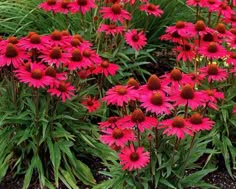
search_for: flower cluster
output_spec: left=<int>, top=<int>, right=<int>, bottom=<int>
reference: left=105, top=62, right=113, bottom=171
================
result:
left=39, top=0, right=164, bottom=51
left=0, top=31, right=103, bottom=109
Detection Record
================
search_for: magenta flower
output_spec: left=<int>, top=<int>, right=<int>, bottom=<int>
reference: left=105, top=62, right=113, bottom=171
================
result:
left=0, top=43, right=28, bottom=68
left=198, top=42, right=227, bottom=59
left=119, top=144, right=150, bottom=171
left=118, top=109, right=158, bottom=132
left=81, top=96, right=100, bottom=113
left=139, top=3, right=163, bottom=17
left=125, top=29, right=147, bottom=51
left=159, top=116, right=193, bottom=139
left=14, top=62, right=52, bottom=88
left=198, top=64, right=228, bottom=82
left=187, top=113, right=215, bottom=132
left=99, top=3, right=131, bottom=23
left=38, top=0, right=58, bottom=12
left=103, top=85, right=138, bottom=106
left=140, top=91, right=174, bottom=115
left=98, top=24, right=124, bottom=36
left=47, top=81, right=75, bottom=102
left=69, top=0, right=96, bottom=14
left=93, top=60, right=119, bottom=76
left=100, top=127, right=135, bottom=147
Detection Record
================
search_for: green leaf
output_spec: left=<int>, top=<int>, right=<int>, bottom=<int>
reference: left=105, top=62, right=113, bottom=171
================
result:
left=60, top=169, right=79, bottom=189
left=159, top=178, right=176, bottom=189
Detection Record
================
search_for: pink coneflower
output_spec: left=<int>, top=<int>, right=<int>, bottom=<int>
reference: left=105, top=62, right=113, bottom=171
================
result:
left=189, top=20, right=214, bottom=37
left=174, top=43, right=196, bottom=62
left=225, top=36, right=236, bottom=49
left=118, top=109, right=157, bottom=132
left=81, top=96, right=100, bottom=112
left=140, top=91, right=174, bottom=115
left=98, top=24, right=124, bottom=36
left=139, top=3, right=163, bottom=17
left=226, top=52, right=236, bottom=66
left=81, top=48, right=102, bottom=65
left=38, top=0, right=58, bottom=12
left=69, top=0, right=96, bottom=14
left=125, top=29, right=147, bottom=51
left=47, top=81, right=75, bottom=102
left=40, top=46, right=70, bottom=67
left=166, top=21, right=194, bottom=38
left=19, top=33, right=46, bottom=51
left=138, top=74, right=167, bottom=95
left=215, top=23, right=232, bottom=39
left=119, top=144, right=150, bottom=171
left=159, top=116, right=193, bottom=139
left=161, top=68, right=194, bottom=88
left=198, top=42, right=227, bottom=59
left=100, top=127, right=135, bottom=147
left=198, top=64, right=228, bottom=82
left=186, top=0, right=205, bottom=7
left=67, top=35, right=92, bottom=50
left=0, top=43, right=28, bottom=68
left=66, top=48, right=87, bottom=70
left=187, top=113, right=215, bottom=132
left=126, top=78, right=140, bottom=90
left=202, top=89, right=224, bottom=110
left=98, top=116, right=121, bottom=129
left=103, top=85, right=138, bottom=106
left=170, top=84, right=206, bottom=109
left=14, top=62, right=52, bottom=88
left=160, top=32, right=183, bottom=44
left=45, top=65, right=67, bottom=82
left=195, top=32, right=218, bottom=47
left=43, top=30, right=70, bottom=47
left=203, top=0, right=221, bottom=12
left=99, top=3, right=131, bottom=23
left=93, top=60, right=119, bottom=76
left=218, top=2, right=233, bottom=18
left=54, top=0, right=72, bottom=14
left=223, top=13, right=236, bottom=27
left=188, top=72, right=204, bottom=85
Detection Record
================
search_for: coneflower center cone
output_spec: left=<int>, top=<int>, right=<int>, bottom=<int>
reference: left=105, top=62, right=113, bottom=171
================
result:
left=207, top=42, right=218, bottom=53
left=170, top=68, right=182, bottom=81
left=45, top=66, right=56, bottom=77
left=101, top=60, right=110, bottom=68
left=190, top=113, right=203, bottom=124
left=8, top=37, right=18, bottom=44
left=61, top=0, right=70, bottom=8
left=132, top=34, right=139, bottom=42
left=216, top=23, right=226, bottom=34
left=71, top=38, right=81, bottom=47
left=180, top=85, right=194, bottom=99
left=127, top=78, right=139, bottom=89
left=172, top=117, right=185, bottom=128
left=30, top=34, right=41, bottom=44
left=31, top=69, right=43, bottom=80
left=147, top=74, right=161, bottom=90
left=50, top=47, right=62, bottom=59
left=207, top=64, right=218, bottom=75
left=131, top=109, right=145, bottom=123
left=112, top=128, right=124, bottom=139
left=115, top=86, right=127, bottom=95
left=5, top=44, right=18, bottom=58
left=83, top=50, right=91, bottom=57
left=130, top=152, right=140, bottom=161
left=51, top=31, right=62, bottom=41
left=195, top=20, right=206, bottom=31
left=47, top=0, right=56, bottom=5
left=71, top=49, right=82, bottom=61
left=77, top=0, right=87, bottom=6
left=150, top=92, right=163, bottom=105
left=176, top=21, right=185, bottom=29
left=203, top=33, right=214, bottom=42
left=111, top=4, right=122, bottom=14
left=58, top=82, right=67, bottom=92
left=147, top=4, right=156, bottom=11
